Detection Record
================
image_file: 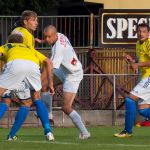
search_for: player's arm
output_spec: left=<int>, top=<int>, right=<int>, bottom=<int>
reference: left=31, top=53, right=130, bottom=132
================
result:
left=124, top=54, right=137, bottom=63
left=0, top=45, right=7, bottom=57
left=35, top=38, right=46, bottom=44
left=51, top=44, right=63, bottom=69
left=43, top=58, right=55, bottom=95
left=131, top=42, right=150, bottom=71
left=0, top=52, right=3, bottom=56
left=34, top=49, right=54, bottom=95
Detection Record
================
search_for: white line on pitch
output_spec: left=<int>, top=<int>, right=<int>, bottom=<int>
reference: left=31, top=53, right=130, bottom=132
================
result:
left=97, top=143, right=150, bottom=147
left=6, top=140, right=150, bottom=147
left=18, top=140, right=79, bottom=145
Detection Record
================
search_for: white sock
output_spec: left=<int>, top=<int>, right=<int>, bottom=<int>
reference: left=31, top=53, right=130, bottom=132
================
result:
left=41, top=92, right=53, bottom=118
left=49, top=112, right=54, bottom=120
left=69, top=110, right=89, bottom=135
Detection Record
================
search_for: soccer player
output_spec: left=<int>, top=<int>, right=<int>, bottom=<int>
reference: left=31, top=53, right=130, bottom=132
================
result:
left=0, top=34, right=54, bottom=141
left=42, top=25, right=91, bottom=139
left=114, top=23, right=150, bottom=137
left=12, top=10, right=54, bottom=125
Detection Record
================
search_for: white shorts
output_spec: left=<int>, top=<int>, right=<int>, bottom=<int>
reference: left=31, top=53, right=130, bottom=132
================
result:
left=2, top=82, right=31, bottom=100
left=0, top=59, right=41, bottom=92
left=54, top=66, right=83, bottom=93
left=130, top=76, right=150, bottom=105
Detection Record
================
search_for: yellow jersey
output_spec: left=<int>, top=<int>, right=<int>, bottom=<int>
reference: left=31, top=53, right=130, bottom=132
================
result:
left=0, top=43, right=46, bottom=66
left=11, top=27, right=35, bottom=48
left=136, top=38, right=150, bottom=79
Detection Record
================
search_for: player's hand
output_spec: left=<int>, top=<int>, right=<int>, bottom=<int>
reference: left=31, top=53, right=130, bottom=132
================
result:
left=35, top=38, right=46, bottom=44
left=131, top=63, right=138, bottom=73
left=124, top=54, right=134, bottom=63
left=49, top=85, right=55, bottom=96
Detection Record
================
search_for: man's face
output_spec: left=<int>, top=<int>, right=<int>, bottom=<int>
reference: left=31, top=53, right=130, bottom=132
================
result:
left=24, top=17, right=38, bottom=32
left=137, top=26, right=149, bottom=42
left=44, top=30, right=57, bottom=45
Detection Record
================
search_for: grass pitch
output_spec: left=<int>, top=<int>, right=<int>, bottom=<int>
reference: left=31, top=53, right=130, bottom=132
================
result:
left=0, top=126, right=150, bottom=150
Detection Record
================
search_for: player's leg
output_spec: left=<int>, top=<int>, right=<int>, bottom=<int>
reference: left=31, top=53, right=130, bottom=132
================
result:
left=114, top=94, right=138, bottom=137
left=40, top=68, right=54, bottom=125
left=7, top=98, right=32, bottom=140
left=124, top=95, right=137, bottom=134
left=0, top=89, right=11, bottom=119
left=0, top=60, right=28, bottom=122
left=114, top=77, right=150, bottom=137
left=25, top=61, right=54, bottom=141
left=138, top=103, right=150, bottom=119
left=62, top=91, right=90, bottom=139
left=32, top=90, right=54, bottom=141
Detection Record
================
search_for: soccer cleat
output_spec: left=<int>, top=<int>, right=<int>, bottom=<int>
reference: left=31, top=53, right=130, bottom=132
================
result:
left=46, top=132, right=55, bottom=141
left=79, top=132, right=91, bottom=140
left=7, top=135, right=18, bottom=141
left=114, top=130, right=132, bottom=138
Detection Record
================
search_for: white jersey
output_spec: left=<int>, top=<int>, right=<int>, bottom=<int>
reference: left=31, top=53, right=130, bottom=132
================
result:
left=51, top=33, right=82, bottom=73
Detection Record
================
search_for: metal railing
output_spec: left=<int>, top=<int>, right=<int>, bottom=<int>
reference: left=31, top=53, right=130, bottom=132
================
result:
left=0, top=73, right=138, bottom=128
left=0, top=15, right=99, bottom=48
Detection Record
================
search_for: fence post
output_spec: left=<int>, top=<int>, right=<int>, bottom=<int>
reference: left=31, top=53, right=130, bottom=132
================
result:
left=112, top=75, right=117, bottom=126
left=90, top=13, right=94, bottom=48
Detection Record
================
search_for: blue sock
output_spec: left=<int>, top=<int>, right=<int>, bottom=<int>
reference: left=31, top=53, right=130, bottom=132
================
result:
left=139, top=108, right=150, bottom=118
left=124, top=97, right=137, bottom=134
left=34, top=99, right=52, bottom=134
left=0, top=102, right=8, bottom=118
left=8, top=106, right=29, bottom=138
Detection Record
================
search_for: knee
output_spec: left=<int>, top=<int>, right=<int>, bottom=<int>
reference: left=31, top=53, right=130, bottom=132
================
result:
left=62, top=105, right=71, bottom=114
left=2, top=98, right=11, bottom=106
left=125, top=96, right=135, bottom=103
left=138, top=109, right=149, bottom=117
left=32, top=91, right=41, bottom=100
left=125, top=97, right=137, bottom=107
left=125, top=97, right=137, bottom=112
left=21, top=99, right=33, bottom=107
left=41, top=86, right=48, bottom=92
left=139, top=109, right=144, bottom=116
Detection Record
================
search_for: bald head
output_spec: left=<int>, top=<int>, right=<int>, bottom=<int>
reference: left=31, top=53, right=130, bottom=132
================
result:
left=44, top=25, right=57, bottom=34
left=44, top=25, right=58, bottom=45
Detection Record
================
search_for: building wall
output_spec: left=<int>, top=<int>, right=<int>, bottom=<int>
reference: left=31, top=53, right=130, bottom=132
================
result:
left=85, top=0, right=150, bottom=9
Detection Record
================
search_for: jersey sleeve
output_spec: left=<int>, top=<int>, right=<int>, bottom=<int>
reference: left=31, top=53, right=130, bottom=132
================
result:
left=51, top=44, right=63, bottom=69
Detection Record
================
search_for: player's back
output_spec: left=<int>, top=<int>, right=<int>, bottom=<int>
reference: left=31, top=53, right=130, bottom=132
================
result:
left=11, top=27, right=35, bottom=48
left=0, top=43, right=45, bottom=66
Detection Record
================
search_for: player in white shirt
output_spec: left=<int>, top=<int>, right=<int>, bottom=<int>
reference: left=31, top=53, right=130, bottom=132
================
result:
left=42, top=25, right=90, bottom=139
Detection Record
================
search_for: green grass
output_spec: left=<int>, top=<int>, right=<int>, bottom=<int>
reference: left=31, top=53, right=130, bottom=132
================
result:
left=0, top=126, right=150, bottom=150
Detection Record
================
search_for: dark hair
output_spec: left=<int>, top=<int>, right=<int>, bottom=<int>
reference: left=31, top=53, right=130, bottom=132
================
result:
left=20, top=10, right=37, bottom=26
left=137, top=23, right=150, bottom=31
left=8, top=34, right=23, bottom=43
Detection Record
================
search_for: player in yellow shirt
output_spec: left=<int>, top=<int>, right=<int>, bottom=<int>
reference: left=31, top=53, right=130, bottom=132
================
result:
left=12, top=10, right=54, bottom=124
left=12, top=10, right=37, bottom=48
left=0, top=34, right=54, bottom=141
left=114, top=23, right=150, bottom=137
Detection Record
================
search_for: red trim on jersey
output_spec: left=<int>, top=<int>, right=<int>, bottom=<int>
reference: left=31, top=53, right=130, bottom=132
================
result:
left=59, top=34, right=66, bottom=47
